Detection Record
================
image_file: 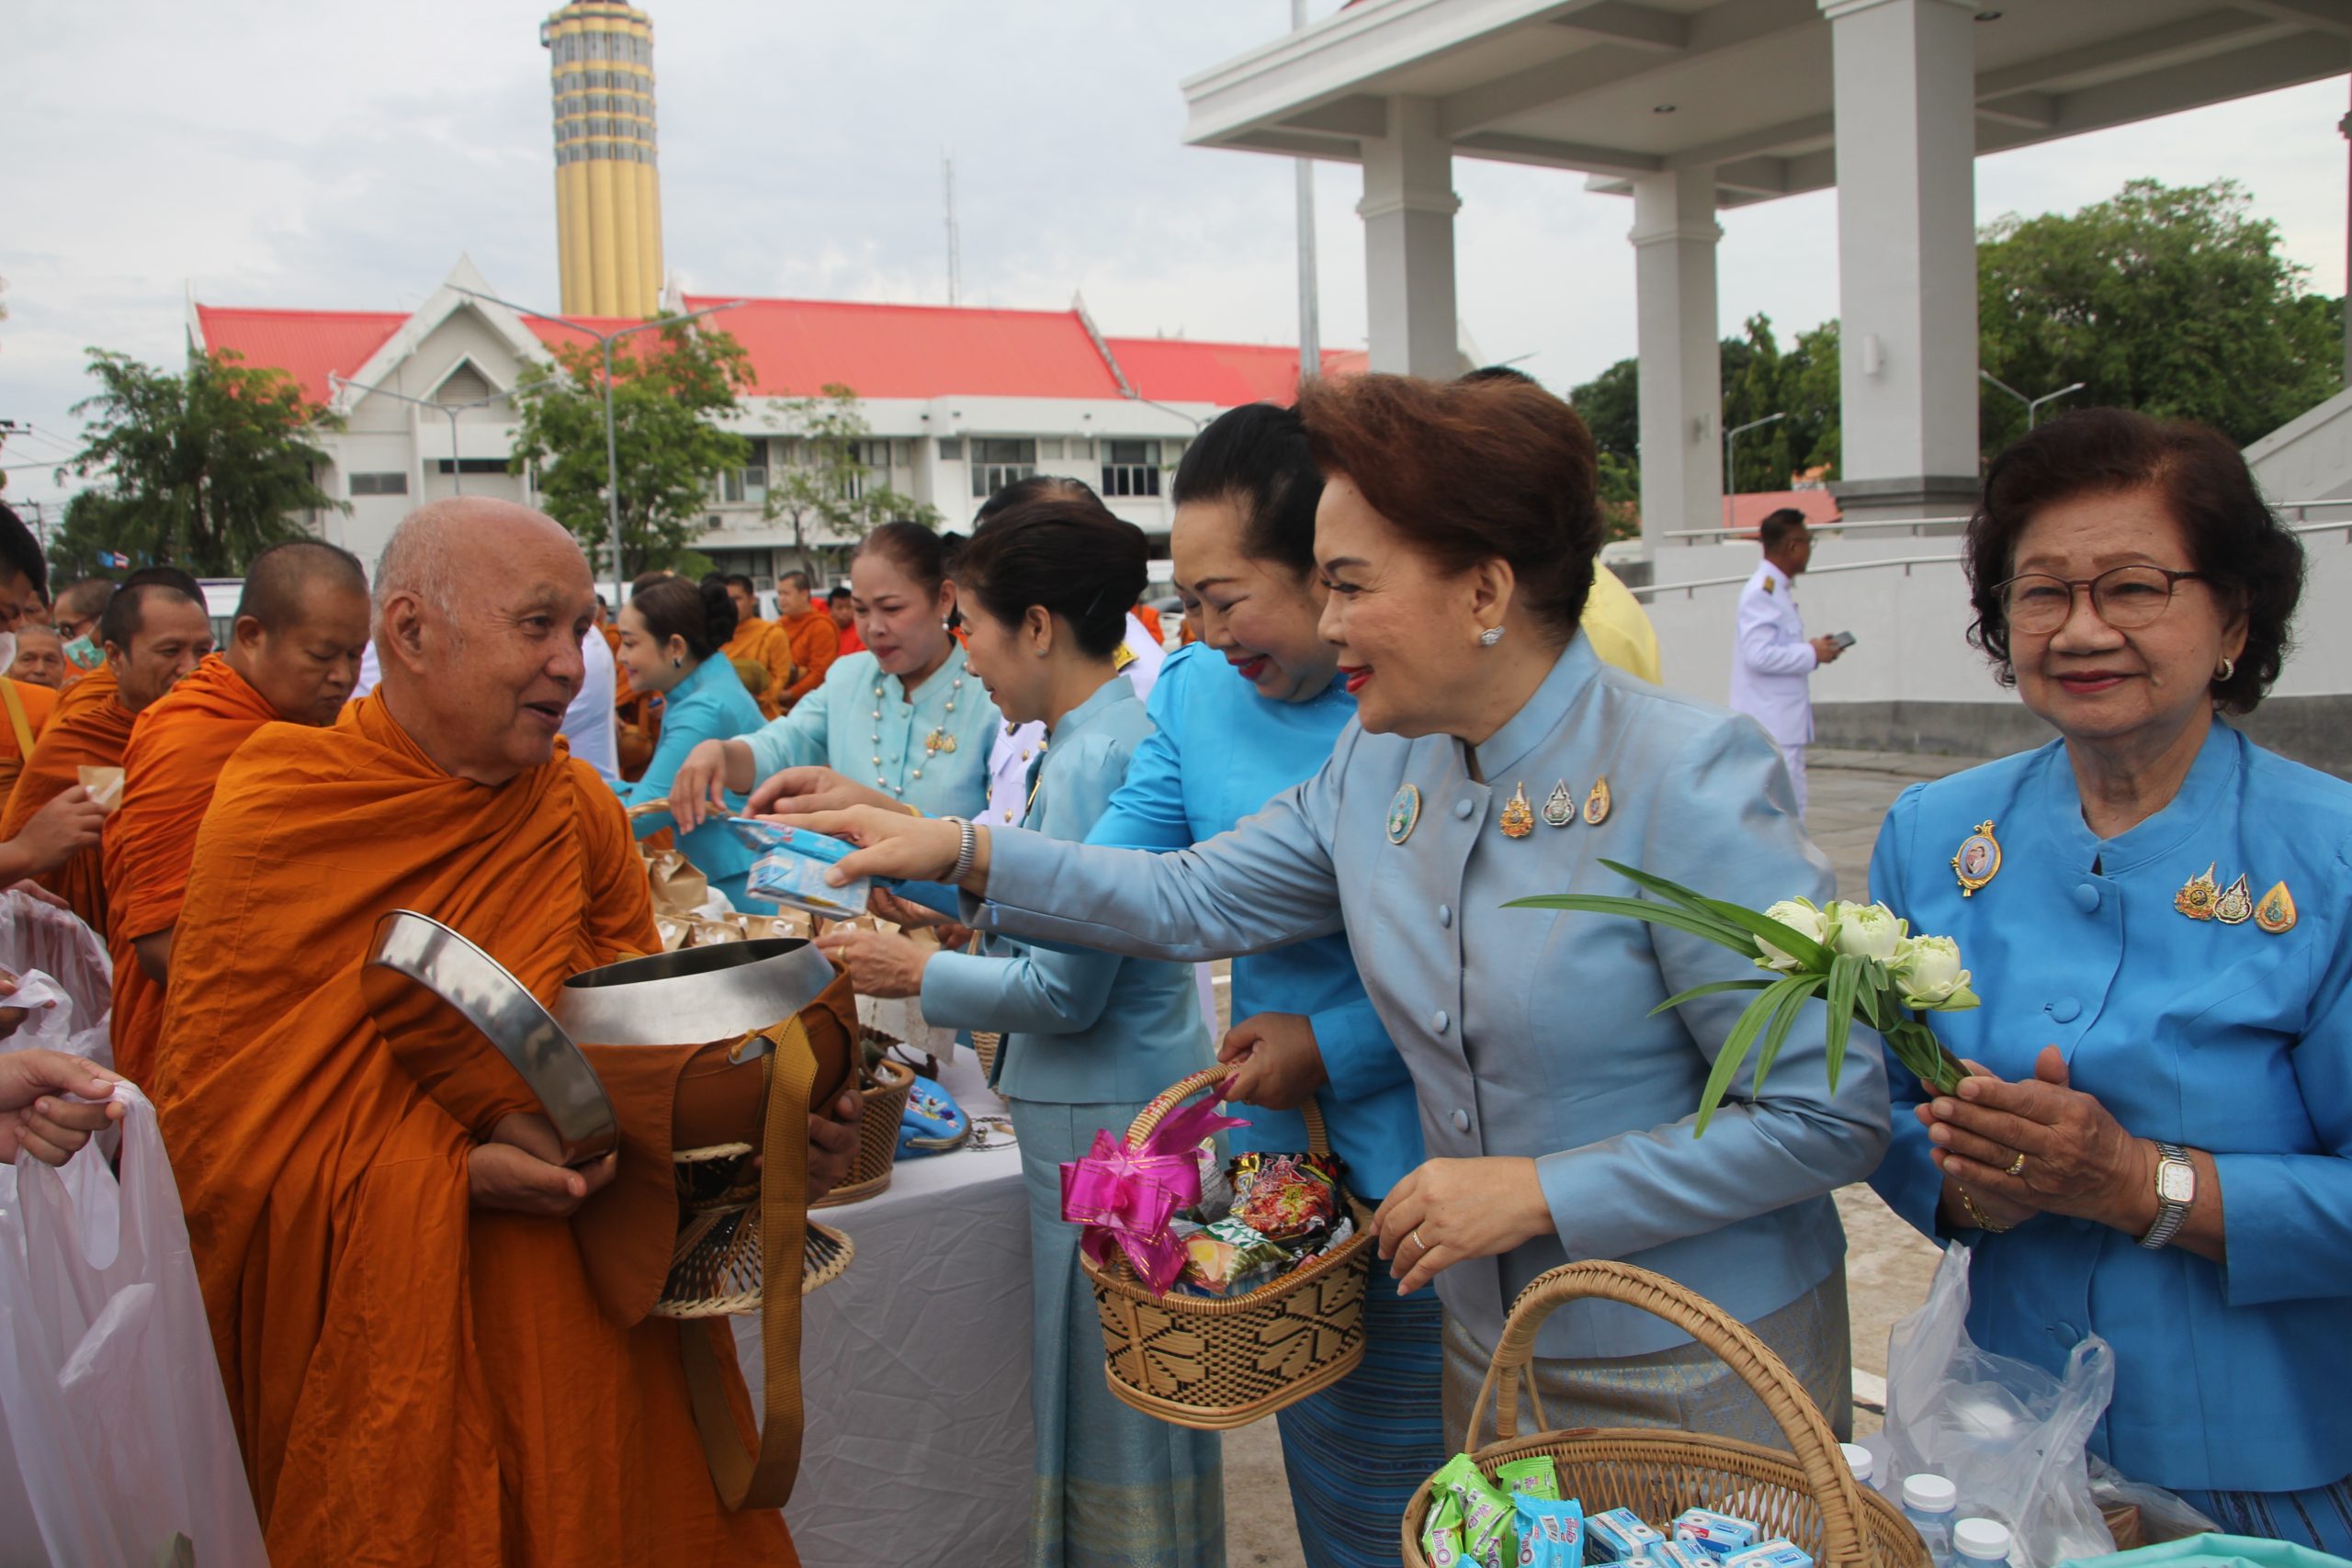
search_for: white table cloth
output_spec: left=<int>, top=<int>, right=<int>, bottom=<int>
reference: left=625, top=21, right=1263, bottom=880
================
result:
left=737, top=1047, right=1037, bottom=1565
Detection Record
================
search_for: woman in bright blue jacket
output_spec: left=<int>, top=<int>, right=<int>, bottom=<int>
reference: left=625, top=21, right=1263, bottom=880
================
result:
left=607, top=574, right=771, bottom=910
left=1870, top=411, right=2351, bottom=1552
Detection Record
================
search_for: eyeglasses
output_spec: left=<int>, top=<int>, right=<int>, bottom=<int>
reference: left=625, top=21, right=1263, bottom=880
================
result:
left=1996, top=564, right=2205, bottom=635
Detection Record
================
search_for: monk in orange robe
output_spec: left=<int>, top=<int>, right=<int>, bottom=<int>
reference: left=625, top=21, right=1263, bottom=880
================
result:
left=103, top=541, right=370, bottom=1089
left=158, top=498, right=854, bottom=1566
left=0, top=506, right=107, bottom=892
left=0, top=671, right=59, bottom=800
left=719, top=574, right=797, bottom=720
left=1132, top=598, right=1166, bottom=648
left=827, top=584, right=865, bottom=654
left=771, top=570, right=838, bottom=709
left=0, top=570, right=213, bottom=929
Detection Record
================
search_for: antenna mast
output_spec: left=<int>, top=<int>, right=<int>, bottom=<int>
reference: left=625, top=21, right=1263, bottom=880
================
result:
left=944, top=152, right=963, bottom=307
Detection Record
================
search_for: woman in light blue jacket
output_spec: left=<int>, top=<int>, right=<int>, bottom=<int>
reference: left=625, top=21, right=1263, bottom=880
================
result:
left=814, top=492, right=1218, bottom=1568
left=788, top=372, right=1889, bottom=1452
left=607, top=574, right=771, bottom=910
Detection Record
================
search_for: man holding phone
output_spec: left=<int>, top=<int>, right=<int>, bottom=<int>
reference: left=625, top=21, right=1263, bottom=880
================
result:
left=1729, top=507, right=1846, bottom=817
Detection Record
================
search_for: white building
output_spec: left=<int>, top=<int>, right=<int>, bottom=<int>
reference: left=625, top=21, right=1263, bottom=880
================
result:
left=190, top=255, right=1362, bottom=591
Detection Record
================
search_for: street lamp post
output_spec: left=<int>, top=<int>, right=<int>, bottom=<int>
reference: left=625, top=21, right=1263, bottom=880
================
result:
left=1980, top=371, right=2086, bottom=431
left=1724, top=411, right=1787, bottom=529
left=456, top=288, right=743, bottom=605
left=329, top=374, right=510, bottom=498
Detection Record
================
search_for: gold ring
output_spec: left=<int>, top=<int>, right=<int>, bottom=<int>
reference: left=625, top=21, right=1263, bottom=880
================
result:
left=2006, top=1152, right=2027, bottom=1179
left=1411, top=1227, right=1427, bottom=1251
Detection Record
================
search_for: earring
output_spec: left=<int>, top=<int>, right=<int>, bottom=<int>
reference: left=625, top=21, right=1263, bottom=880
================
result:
left=2215, top=657, right=2235, bottom=682
left=1478, top=626, right=1505, bottom=648
left=672, top=656, right=683, bottom=669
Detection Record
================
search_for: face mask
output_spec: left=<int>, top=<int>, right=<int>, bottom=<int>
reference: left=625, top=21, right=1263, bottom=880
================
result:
left=62, top=635, right=104, bottom=671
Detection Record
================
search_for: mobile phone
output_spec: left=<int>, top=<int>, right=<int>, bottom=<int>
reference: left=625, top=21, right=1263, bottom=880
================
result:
left=1830, top=631, right=1857, bottom=650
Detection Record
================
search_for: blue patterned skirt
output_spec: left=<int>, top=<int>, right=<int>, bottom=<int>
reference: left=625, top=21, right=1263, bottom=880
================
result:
left=1271, top=1266, right=1449, bottom=1568
left=1011, top=1097, right=1225, bottom=1568
left=2177, top=1481, right=2352, bottom=1558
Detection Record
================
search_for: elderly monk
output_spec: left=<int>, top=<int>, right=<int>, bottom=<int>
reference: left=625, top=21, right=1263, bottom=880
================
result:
left=772, top=570, right=837, bottom=710
left=103, top=541, right=370, bottom=1088
left=11, top=625, right=68, bottom=690
left=718, top=573, right=797, bottom=720
left=0, top=569, right=212, bottom=928
left=157, top=497, right=852, bottom=1566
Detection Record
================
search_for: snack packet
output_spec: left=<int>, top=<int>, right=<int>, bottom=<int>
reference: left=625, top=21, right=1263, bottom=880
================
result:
left=1496, top=1455, right=1561, bottom=1500
left=1430, top=1455, right=1513, bottom=1568
left=1670, top=1510, right=1760, bottom=1561
left=1722, top=1540, right=1813, bottom=1568
left=1650, top=1543, right=1719, bottom=1568
left=1175, top=1216, right=1288, bottom=1297
left=1424, top=1490, right=1468, bottom=1568
left=1514, top=1494, right=1586, bottom=1567
left=1227, top=1150, right=1343, bottom=1242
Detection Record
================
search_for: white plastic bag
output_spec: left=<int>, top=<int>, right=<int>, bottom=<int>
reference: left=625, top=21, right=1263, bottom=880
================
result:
left=1868, top=1244, right=2116, bottom=1568
left=0, top=1084, right=268, bottom=1566
left=0, top=888, right=115, bottom=1069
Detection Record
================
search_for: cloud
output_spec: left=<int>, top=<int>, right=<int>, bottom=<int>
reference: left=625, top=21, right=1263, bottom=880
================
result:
left=6, top=1, right=2345, bottom=507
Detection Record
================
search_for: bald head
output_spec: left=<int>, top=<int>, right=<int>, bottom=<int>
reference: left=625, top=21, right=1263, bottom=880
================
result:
left=227, top=540, right=371, bottom=725
left=374, top=499, right=596, bottom=784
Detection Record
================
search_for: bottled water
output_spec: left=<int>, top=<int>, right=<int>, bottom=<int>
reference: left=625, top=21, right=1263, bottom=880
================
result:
left=1840, top=1444, right=1875, bottom=1488
left=1900, top=1474, right=1958, bottom=1568
left=1954, top=1518, right=2013, bottom=1568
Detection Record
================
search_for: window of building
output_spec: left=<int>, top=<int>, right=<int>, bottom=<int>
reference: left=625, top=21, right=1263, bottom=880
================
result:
left=350, top=471, right=408, bottom=497
left=936, top=437, right=963, bottom=460
left=970, top=437, right=1038, bottom=499
left=432, top=458, right=510, bottom=475
left=1101, top=439, right=1162, bottom=499
left=1037, top=437, right=1065, bottom=461
left=1069, top=437, right=1093, bottom=460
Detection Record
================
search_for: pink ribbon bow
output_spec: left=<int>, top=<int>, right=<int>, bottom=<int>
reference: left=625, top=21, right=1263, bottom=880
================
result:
left=1060, top=1098, right=1249, bottom=1293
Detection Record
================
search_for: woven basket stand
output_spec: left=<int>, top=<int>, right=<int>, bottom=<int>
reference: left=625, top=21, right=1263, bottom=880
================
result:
left=810, top=1052, right=916, bottom=1209
left=1082, top=1064, right=1374, bottom=1431
left=1400, top=1259, right=1931, bottom=1568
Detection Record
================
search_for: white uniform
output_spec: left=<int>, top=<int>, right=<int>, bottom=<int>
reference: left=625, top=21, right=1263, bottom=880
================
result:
left=1727, top=559, right=1816, bottom=816
left=560, top=630, right=619, bottom=781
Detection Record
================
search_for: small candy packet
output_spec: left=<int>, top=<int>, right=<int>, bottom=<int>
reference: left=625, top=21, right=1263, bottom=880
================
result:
left=1496, top=1455, right=1561, bottom=1501
left=732, top=818, right=879, bottom=919
left=1175, top=1217, right=1289, bottom=1297
left=1424, top=1490, right=1468, bottom=1568
left=1670, top=1511, right=1762, bottom=1562
left=1430, top=1455, right=1514, bottom=1568
left=1648, top=1544, right=1718, bottom=1568
left=1588, top=1508, right=1667, bottom=1564
left=1722, top=1540, right=1814, bottom=1568
left=1513, top=1494, right=1585, bottom=1567
left=1227, top=1150, right=1344, bottom=1242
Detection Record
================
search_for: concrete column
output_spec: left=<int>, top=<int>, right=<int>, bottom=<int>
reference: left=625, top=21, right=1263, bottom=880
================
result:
left=1823, top=0, right=1980, bottom=523
left=1630, top=167, right=1723, bottom=554
left=1358, top=96, right=1461, bottom=377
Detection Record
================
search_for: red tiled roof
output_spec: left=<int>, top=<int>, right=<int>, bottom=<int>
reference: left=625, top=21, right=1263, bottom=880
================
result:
left=1107, top=338, right=1365, bottom=405
left=682, top=295, right=1127, bottom=400
left=193, top=306, right=405, bottom=405
left=194, top=293, right=1364, bottom=410
left=1723, top=488, right=1843, bottom=535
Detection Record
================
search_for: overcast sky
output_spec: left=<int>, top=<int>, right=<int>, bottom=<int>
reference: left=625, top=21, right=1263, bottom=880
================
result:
left=6, top=3, right=2348, bottom=513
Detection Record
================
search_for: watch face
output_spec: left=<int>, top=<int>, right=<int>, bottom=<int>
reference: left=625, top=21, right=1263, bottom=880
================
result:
left=2157, top=1161, right=2196, bottom=1203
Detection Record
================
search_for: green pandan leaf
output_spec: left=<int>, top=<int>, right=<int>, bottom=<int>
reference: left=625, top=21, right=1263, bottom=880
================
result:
left=1649, top=977, right=1775, bottom=1018
left=1695, top=976, right=1810, bottom=1134
left=1506, top=894, right=1758, bottom=958
left=1753, top=973, right=1826, bottom=1095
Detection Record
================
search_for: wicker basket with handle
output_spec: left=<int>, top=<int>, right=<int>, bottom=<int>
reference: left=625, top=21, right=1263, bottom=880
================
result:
left=810, top=1052, right=917, bottom=1209
left=1403, top=1260, right=1931, bottom=1568
left=1081, top=1064, right=1374, bottom=1431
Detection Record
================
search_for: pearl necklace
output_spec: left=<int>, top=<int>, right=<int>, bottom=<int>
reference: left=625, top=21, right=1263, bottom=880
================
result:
left=868, top=669, right=964, bottom=795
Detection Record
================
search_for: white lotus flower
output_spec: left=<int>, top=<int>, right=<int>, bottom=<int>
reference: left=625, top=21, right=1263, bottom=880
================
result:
left=1755, top=897, right=1828, bottom=974
left=1892, top=933, right=1980, bottom=1010
left=1828, top=900, right=1906, bottom=964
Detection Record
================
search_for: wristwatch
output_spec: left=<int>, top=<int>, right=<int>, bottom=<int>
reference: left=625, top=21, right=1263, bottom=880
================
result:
left=2136, top=1143, right=2195, bottom=1250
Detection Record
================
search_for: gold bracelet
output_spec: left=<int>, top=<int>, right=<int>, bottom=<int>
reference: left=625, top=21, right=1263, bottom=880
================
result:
left=1955, top=1181, right=2013, bottom=1235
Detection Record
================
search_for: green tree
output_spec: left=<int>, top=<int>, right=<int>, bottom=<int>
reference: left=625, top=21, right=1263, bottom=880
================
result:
left=50, top=348, right=341, bottom=578
left=509, top=321, right=755, bottom=580
left=1976, top=177, right=2342, bottom=453
left=763, top=385, right=941, bottom=565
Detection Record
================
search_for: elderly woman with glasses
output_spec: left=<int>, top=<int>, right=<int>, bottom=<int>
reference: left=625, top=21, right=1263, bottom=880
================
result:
left=1865, top=410, right=2352, bottom=1551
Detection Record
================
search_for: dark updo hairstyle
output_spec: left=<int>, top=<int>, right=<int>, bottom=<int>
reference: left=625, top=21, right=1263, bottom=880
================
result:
left=854, top=520, right=951, bottom=598
left=630, top=573, right=737, bottom=661
left=1964, top=408, right=2303, bottom=715
left=1170, top=402, right=1321, bottom=578
left=953, top=491, right=1148, bottom=660
left=977, top=473, right=1101, bottom=521
left=1295, top=372, right=1602, bottom=636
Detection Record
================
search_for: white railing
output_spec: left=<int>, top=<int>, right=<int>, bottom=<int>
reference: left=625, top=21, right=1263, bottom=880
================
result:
left=1631, top=516, right=2352, bottom=602
left=1657, top=495, right=2352, bottom=545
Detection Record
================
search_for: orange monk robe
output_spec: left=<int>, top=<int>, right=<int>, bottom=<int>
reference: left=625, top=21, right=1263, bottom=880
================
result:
left=837, top=618, right=865, bottom=655
left=101, top=656, right=278, bottom=1089
left=774, top=607, right=838, bottom=709
left=1132, top=601, right=1166, bottom=648
left=0, top=664, right=133, bottom=930
left=724, top=617, right=797, bottom=722
left=156, top=694, right=794, bottom=1566
left=0, top=674, right=60, bottom=801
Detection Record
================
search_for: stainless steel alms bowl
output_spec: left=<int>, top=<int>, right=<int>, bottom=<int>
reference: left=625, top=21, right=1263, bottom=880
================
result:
left=552, top=937, right=836, bottom=1052
left=362, top=909, right=620, bottom=1167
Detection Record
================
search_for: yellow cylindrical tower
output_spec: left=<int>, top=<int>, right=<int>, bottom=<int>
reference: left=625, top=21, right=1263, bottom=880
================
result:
left=541, top=2, right=663, bottom=318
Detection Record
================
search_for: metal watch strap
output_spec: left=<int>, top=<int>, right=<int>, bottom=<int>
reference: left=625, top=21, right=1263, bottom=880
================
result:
left=2137, top=1142, right=2191, bottom=1250
left=944, top=816, right=978, bottom=886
